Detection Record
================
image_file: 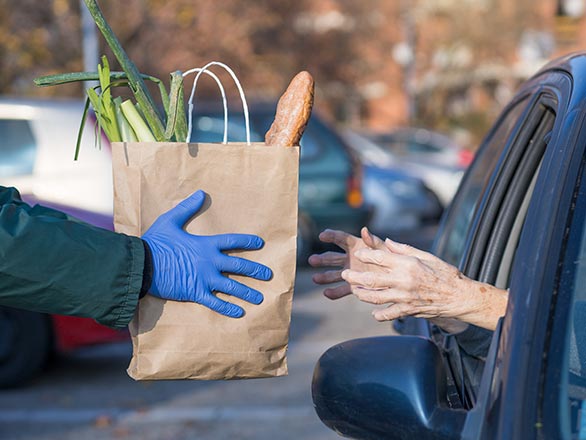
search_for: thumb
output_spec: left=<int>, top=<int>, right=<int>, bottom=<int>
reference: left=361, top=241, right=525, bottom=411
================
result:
left=384, top=238, right=430, bottom=259
left=164, top=190, right=206, bottom=227
left=361, top=226, right=384, bottom=249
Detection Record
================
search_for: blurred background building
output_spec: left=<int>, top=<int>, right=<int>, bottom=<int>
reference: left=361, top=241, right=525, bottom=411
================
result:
left=1, top=0, right=585, bottom=149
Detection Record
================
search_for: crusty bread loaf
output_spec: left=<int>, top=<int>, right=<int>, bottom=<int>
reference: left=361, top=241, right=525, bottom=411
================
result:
left=265, top=71, right=314, bottom=147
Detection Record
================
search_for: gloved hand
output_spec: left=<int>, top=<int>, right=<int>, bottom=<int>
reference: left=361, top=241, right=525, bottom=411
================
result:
left=142, top=190, right=273, bottom=318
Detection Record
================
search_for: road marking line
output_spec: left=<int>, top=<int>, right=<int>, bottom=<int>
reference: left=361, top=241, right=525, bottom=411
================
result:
left=0, top=406, right=316, bottom=424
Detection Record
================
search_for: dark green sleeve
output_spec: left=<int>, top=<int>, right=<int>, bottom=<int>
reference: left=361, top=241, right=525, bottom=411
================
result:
left=0, top=186, right=144, bottom=329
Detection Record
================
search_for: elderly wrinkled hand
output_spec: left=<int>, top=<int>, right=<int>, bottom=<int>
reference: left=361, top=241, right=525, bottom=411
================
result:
left=340, top=238, right=508, bottom=330
left=307, top=227, right=386, bottom=300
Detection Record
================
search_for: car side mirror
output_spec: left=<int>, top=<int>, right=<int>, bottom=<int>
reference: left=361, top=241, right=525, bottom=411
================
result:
left=312, top=336, right=466, bottom=439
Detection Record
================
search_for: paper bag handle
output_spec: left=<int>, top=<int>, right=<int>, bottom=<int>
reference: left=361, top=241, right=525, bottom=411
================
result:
left=183, top=61, right=251, bottom=145
left=182, top=67, right=228, bottom=143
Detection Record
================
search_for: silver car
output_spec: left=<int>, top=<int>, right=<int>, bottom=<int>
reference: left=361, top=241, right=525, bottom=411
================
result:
left=342, top=129, right=443, bottom=238
left=359, top=127, right=470, bottom=206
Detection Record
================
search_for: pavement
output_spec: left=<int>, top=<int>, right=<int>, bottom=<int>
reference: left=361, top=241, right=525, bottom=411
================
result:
left=0, top=268, right=397, bottom=440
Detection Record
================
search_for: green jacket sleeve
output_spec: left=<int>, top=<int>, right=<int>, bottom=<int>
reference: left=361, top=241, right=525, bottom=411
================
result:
left=0, top=186, right=144, bottom=329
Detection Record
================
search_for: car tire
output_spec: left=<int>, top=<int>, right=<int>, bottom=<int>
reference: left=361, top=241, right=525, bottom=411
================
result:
left=0, top=307, right=52, bottom=388
left=297, top=214, right=314, bottom=267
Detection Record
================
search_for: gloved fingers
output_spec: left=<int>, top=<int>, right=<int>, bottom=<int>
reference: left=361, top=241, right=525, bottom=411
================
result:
left=200, top=293, right=245, bottom=318
left=211, top=233, right=265, bottom=251
left=218, top=256, right=273, bottom=281
left=213, top=277, right=264, bottom=305
left=162, top=190, right=206, bottom=227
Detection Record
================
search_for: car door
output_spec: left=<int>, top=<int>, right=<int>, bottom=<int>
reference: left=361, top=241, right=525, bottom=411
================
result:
left=431, top=70, right=571, bottom=410
left=541, top=150, right=586, bottom=439
left=450, top=56, right=586, bottom=438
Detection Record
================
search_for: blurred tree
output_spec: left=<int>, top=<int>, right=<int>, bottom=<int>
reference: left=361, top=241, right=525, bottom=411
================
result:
left=0, top=0, right=401, bottom=124
left=413, top=0, right=551, bottom=145
left=0, top=0, right=568, bottom=139
left=0, top=0, right=83, bottom=96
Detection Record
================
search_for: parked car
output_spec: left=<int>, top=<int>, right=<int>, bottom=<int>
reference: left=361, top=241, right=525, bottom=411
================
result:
left=367, top=127, right=473, bottom=168
left=0, top=98, right=127, bottom=388
left=189, top=102, right=371, bottom=262
left=358, top=127, right=470, bottom=207
left=342, top=129, right=443, bottom=236
left=312, top=53, right=586, bottom=439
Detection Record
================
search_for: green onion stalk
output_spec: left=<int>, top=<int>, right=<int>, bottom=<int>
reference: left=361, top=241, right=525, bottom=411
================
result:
left=34, top=0, right=189, bottom=155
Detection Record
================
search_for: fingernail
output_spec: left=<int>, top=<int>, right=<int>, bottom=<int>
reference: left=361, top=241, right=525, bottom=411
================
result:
left=385, top=238, right=404, bottom=248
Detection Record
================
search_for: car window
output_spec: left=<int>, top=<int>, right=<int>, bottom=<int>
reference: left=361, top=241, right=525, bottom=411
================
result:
left=297, top=118, right=329, bottom=161
left=191, top=115, right=264, bottom=143
left=190, top=113, right=321, bottom=161
left=478, top=102, right=555, bottom=286
left=434, top=95, right=531, bottom=267
left=406, top=141, right=442, bottom=154
left=385, top=139, right=442, bottom=156
left=0, top=119, right=36, bottom=177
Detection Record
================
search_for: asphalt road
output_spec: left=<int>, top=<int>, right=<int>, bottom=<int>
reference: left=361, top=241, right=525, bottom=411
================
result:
left=0, top=225, right=437, bottom=440
left=0, top=267, right=399, bottom=440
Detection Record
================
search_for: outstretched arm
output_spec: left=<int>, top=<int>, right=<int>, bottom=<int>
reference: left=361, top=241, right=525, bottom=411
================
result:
left=0, top=187, right=272, bottom=328
left=0, top=186, right=144, bottom=328
left=341, top=238, right=508, bottom=331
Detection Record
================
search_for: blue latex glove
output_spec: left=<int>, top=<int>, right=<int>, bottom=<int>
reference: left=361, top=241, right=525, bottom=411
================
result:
left=142, top=190, right=273, bottom=318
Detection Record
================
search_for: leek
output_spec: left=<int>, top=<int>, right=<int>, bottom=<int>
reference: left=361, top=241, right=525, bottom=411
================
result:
left=120, top=100, right=156, bottom=142
left=82, top=0, right=165, bottom=141
left=114, top=97, right=137, bottom=142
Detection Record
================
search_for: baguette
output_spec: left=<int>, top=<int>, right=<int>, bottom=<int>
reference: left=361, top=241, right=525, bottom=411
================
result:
left=265, top=71, right=314, bottom=147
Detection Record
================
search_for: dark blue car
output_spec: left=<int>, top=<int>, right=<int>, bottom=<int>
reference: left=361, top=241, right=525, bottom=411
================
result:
left=190, top=103, right=371, bottom=263
left=312, top=52, right=586, bottom=439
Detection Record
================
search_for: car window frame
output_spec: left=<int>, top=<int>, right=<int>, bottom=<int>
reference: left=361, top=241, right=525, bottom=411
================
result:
left=475, top=96, right=556, bottom=286
left=458, top=92, right=554, bottom=277
left=434, top=76, right=569, bottom=412
left=459, top=93, right=558, bottom=406
left=429, top=90, right=536, bottom=408
left=432, top=91, right=535, bottom=266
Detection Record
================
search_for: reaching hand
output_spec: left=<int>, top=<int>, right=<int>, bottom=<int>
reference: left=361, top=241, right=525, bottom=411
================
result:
left=340, top=238, right=507, bottom=330
left=142, top=190, right=273, bottom=318
left=308, top=227, right=385, bottom=300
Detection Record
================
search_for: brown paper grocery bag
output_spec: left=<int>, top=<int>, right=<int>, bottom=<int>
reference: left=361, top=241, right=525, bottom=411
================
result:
left=111, top=141, right=299, bottom=380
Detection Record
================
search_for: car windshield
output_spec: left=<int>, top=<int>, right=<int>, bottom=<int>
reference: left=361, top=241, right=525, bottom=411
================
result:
left=0, top=119, right=36, bottom=177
